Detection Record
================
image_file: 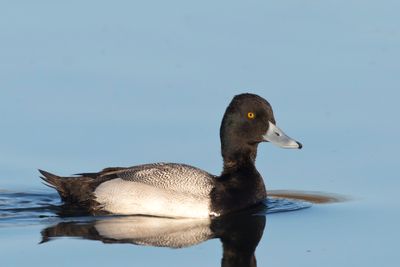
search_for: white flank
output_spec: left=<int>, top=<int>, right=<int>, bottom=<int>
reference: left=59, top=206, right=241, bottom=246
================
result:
left=94, top=178, right=211, bottom=218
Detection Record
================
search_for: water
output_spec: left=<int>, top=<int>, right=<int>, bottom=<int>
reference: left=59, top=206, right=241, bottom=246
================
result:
left=1, top=0, right=399, bottom=266
left=0, top=190, right=334, bottom=266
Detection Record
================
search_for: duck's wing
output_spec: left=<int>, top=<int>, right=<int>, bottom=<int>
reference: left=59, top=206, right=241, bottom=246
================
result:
left=89, top=163, right=215, bottom=197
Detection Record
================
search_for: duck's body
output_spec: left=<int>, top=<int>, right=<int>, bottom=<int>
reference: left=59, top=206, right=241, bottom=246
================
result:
left=40, top=93, right=301, bottom=218
left=40, top=161, right=266, bottom=218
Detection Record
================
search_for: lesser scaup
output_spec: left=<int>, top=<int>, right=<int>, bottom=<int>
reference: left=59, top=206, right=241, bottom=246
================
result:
left=39, top=93, right=302, bottom=218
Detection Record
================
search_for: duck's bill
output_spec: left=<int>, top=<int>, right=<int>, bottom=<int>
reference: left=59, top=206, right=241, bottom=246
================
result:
left=263, top=121, right=302, bottom=149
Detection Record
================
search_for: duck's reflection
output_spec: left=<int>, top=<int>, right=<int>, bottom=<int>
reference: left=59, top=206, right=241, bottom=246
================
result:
left=212, top=209, right=266, bottom=267
left=41, top=206, right=266, bottom=267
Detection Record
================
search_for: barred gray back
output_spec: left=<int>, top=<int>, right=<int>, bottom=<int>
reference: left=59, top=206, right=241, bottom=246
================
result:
left=116, top=163, right=215, bottom=197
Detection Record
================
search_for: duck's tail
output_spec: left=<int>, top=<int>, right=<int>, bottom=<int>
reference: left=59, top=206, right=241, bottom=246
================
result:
left=39, top=169, right=68, bottom=199
left=39, top=169, right=95, bottom=205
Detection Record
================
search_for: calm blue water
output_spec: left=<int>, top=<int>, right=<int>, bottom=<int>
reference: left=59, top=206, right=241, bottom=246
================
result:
left=1, top=1, right=399, bottom=266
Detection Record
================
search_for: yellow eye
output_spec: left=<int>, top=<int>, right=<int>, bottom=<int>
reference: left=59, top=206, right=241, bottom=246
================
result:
left=247, top=112, right=255, bottom=119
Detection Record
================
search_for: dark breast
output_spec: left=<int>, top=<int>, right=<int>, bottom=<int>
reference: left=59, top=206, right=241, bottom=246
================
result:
left=210, top=167, right=266, bottom=215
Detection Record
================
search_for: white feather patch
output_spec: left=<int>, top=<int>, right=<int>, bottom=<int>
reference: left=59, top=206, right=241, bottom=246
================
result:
left=94, top=178, right=211, bottom=218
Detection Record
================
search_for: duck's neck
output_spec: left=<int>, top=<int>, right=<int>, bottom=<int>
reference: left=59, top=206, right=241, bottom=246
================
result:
left=221, top=144, right=258, bottom=175
left=213, top=143, right=266, bottom=215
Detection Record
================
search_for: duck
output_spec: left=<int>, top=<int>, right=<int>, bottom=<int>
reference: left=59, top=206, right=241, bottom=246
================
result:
left=39, top=93, right=302, bottom=218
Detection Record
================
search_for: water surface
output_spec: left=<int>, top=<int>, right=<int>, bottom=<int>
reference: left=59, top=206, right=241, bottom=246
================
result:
left=0, top=189, right=336, bottom=266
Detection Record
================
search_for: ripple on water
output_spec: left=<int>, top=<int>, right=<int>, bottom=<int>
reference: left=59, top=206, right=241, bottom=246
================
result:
left=268, top=190, right=349, bottom=204
left=0, top=190, right=347, bottom=227
left=0, top=191, right=61, bottom=226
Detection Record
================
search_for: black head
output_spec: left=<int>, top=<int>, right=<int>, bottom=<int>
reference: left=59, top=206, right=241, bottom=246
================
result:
left=220, top=93, right=301, bottom=165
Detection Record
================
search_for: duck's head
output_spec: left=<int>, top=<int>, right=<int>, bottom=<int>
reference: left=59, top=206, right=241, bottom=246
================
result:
left=220, top=93, right=302, bottom=163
